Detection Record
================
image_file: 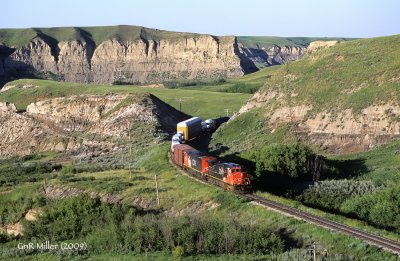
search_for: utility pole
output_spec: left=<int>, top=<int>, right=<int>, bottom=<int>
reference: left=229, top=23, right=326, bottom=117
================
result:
left=313, top=241, right=316, bottom=261
left=155, top=174, right=160, bottom=207
left=128, top=122, right=132, bottom=179
left=305, top=241, right=319, bottom=261
left=224, top=108, right=231, bottom=117
left=176, top=98, right=184, bottom=112
left=175, top=97, right=192, bottom=112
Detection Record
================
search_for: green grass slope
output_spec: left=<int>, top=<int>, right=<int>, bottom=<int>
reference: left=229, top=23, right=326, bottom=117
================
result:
left=0, top=79, right=251, bottom=119
left=237, top=36, right=356, bottom=48
left=271, top=34, right=399, bottom=114
left=169, top=65, right=282, bottom=94
left=0, top=145, right=397, bottom=260
left=212, top=34, right=400, bottom=152
left=0, top=25, right=355, bottom=49
left=0, top=25, right=204, bottom=48
left=211, top=35, right=400, bottom=234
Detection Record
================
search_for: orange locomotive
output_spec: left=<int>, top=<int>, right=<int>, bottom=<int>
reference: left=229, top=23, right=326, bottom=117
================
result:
left=173, top=144, right=251, bottom=192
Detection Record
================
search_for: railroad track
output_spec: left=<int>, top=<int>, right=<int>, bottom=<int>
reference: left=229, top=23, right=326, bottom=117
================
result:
left=244, top=193, right=400, bottom=255
left=168, top=152, right=400, bottom=255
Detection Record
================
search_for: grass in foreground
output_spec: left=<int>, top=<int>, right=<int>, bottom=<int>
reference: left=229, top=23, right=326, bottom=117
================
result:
left=1, top=144, right=398, bottom=260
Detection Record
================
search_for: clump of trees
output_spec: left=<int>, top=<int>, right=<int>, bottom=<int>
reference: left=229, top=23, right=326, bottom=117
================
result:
left=23, top=195, right=285, bottom=256
left=163, top=78, right=226, bottom=88
left=340, top=185, right=400, bottom=231
left=245, top=143, right=334, bottom=192
left=298, top=179, right=379, bottom=210
left=0, top=161, right=60, bottom=186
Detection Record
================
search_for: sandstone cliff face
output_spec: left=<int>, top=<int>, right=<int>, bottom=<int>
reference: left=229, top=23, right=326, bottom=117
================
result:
left=238, top=40, right=340, bottom=68
left=2, top=34, right=257, bottom=85
left=0, top=94, right=186, bottom=157
left=239, top=44, right=306, bottom=67
left=5, top=37, right=58, bottom=74
left=306, top=40, right=339, bottom=54
left=237, top=89, right=400, bottom=153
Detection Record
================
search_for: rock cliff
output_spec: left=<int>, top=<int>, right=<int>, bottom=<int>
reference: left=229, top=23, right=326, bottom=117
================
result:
left=218, top=35, right=400, bottom=153
left=239, top=44, right=306, bottom=67
left=239, top=94, right=400, bottom=152
left=0, top=26, right=258, bottom=85
left=238, top=40, right=339, bottom=68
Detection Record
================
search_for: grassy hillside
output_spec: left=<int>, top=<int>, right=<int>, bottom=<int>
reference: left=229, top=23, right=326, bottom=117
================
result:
left=260, top=34, right=400, bottom=114
left=331, top=139, right=400, bottom=186
left=0, top=144, right=397, bottom=260
left=168, top=66, right=281, bottom=94
left=237, top=36, right=355, bottom=48
left=0, top=79, right=251, bottom=119
left=210, top=35, right=400, bottom=234
left=212, top=34, right=400, bottom=152
left=0, top=25, right=205, bottom=48
left=0, top=25, right=355, bottom=49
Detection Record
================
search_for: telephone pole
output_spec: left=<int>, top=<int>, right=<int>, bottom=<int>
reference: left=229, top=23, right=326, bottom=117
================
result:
left=128, top=122, right=132, bottom=179
left=305, top=241, right=319, bottom=261
left=175, top=97, right=192, bottom=112
left=155, top=174, right=160, bottom=207
left=313, top=242, right=316, bottom=261
left=224, top=108, right=231, bottom=117
left=176, top=98, right=184, bottom=112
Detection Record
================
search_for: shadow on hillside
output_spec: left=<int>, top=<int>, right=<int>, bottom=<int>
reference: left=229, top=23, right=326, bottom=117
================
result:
left=326, top=157, right=368, bottom=179
left=215, top=152, right=369, bottom=196
left=208, top=143, right=230, bottom=156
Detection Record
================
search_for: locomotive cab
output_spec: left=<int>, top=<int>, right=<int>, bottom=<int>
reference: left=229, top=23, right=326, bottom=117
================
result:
left=228, top=166, right=251, bottom=186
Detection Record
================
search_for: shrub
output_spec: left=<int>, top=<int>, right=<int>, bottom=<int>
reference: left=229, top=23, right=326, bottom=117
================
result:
left=172, top=245, right=185, bottom=259
left=163, top=78, right=226, bottom=89
left=0, top=161, right=60, bottom=186
left=22, top=195, right=285, bottom=256
left=247, top=143, right=333, bottom=191
left=299, top=179, right=379, bottom=210
left=340, top=185, right=400, bottom=231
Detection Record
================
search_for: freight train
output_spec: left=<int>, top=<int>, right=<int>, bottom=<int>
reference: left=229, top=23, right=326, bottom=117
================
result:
left=171, top=117, right=215, bottom=151
left=170, top=117, right=251, bottom=192
left=172, top=144, right=251, bottom=191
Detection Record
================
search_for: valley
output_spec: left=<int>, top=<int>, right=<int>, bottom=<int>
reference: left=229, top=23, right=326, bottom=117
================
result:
left=0, top=23, right=399, bottom=260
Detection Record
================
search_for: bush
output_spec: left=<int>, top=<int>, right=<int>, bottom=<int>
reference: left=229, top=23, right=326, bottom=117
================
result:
left=172, top=245, right=184, bottom=259
left=0, top=160, right=60, bottom=186
left=247, top=144, right=333, bottom=191
left=22, top=195, right=285, bottom=256
left=163, top=78, right=226, bottom=89
left=222, top=83, right=260, bottom=94
left=340, top=185, right=400, bottom=231
left=299, top=179, right=379, bottom=210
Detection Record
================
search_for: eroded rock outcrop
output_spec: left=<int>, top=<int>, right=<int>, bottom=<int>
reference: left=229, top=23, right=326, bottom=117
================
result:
left=236, top=88, right=400, bottom=152
left=238, top=40, right=340, bottom=68
left=0, top=94, right=186, bottom=157
left=239, top=44, right=306, bottom=67
left=1, top=30, right=257, bottom=84
left=306, top=40, right=339, bottom=53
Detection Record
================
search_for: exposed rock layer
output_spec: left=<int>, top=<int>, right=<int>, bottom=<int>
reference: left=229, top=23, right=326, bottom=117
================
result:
left=239, top=44, right=306, bottom=67
left=1, top=32, right=258, bottom=84
left=238, top=41, right=339, bottom=68
left=237, top=90, right=400, bottom=153
left=0, top=94, right=186, bottom=157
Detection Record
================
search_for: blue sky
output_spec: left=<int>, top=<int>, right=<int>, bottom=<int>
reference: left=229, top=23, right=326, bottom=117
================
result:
left=1, top=0, right=399, bottom=37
